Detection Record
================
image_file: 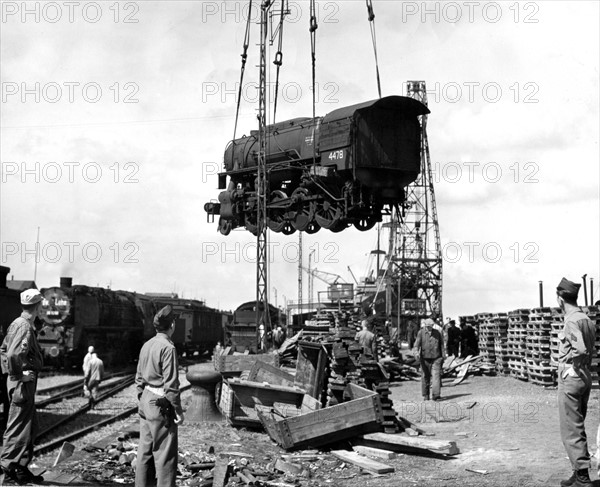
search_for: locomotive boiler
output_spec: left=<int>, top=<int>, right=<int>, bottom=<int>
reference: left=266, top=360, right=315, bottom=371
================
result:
left=204, top=95, right=429, bottom=235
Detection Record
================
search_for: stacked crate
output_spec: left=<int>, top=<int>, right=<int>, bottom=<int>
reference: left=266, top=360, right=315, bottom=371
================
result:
left=477, top=313, right=495, bottom=365
left=526, top=307, right=555, bottom=386
left=491, top=313, right=510, bottom=375
left=507, top=309, right=529, bottom=380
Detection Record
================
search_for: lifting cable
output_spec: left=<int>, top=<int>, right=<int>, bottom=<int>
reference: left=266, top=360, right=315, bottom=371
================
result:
left=233, top=0, right=254, bottom=142
left=366, top=0, right=382, bottom=98
left=309, top=0, right=318, bottom=164
left=272, top=0, right=286, bottom=123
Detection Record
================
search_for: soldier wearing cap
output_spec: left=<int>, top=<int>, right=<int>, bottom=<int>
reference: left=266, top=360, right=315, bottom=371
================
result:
left=135, top=305, right=184, bottom=487
left=413, top=318, right=444, bottom=401
left=556, top=278, right=596, bottom=487
left=0, top=289, right=44, bottom=485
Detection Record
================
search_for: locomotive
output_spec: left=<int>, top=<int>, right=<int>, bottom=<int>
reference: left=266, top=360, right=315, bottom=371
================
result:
left=204, top=95, right=429, bottom=235
left=38, top=278, right=229, bottom=368
left=226, top=300, right=286, bottom=353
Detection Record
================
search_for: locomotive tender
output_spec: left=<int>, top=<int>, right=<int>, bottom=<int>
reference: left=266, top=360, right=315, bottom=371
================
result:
left=204, top=95, right=429, bottom=235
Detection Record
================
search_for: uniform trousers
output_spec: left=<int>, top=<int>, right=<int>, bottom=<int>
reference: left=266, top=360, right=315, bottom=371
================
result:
left=420, top=357, right=442, bottom=400
left=135, top=388, right=178, bottom=487
left=0, top=377, right=38, bottom=469
left=558, top=367, right=592, bottom=470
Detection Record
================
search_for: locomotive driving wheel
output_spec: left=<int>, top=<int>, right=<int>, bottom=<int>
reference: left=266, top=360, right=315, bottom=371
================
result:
left=218, top=218, right=233, bottom=236
left=267, top=190, right=288, bottom=233
left=288, top=187, right=315, bottom=232
left=315, top=199, right=342, bottom=230
left=353, top=215, right=378, bottom=232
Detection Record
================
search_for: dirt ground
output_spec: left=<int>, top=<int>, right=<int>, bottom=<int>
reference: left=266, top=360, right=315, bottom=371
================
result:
left=33, top=370, right=600, bottom=487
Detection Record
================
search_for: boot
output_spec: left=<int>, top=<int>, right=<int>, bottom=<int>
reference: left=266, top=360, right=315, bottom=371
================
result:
left=561, top=471, right=576, bottom=487
left=572, top=468, right=592, bottom=487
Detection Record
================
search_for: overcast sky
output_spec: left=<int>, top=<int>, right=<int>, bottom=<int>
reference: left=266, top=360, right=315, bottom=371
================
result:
left=1, top=0, right=598, bottom=318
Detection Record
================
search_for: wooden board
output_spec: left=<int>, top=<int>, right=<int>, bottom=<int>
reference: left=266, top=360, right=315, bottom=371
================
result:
left=331, top=450, right=395, bottom=474
left=352, top=445, right=398, bottom=460
left=450, top=363, right=470, bottom=386
left=357, top=432, right=459, bottom=455
left=247, top=360, right=295, bottom=387
left=215, top=353, right=279, bottom=376
left=294, top=341, right=328, bottom=399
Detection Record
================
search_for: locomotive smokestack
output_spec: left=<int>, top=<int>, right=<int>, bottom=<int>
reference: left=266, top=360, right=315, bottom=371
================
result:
left=60, top=277, right=73, bottom=288
left=582, top=274, right=588, bottom=306
left=0, top=266, right=9, bottom=289
left=538, top=281, right=543, bottom=307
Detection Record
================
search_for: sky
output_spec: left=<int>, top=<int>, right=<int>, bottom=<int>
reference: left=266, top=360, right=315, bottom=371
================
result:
left=1, top=0, right=599, bottom=318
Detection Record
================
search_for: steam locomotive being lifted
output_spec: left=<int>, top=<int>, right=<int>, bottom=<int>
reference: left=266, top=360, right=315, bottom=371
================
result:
left=204, top=95, right=429, bottom=235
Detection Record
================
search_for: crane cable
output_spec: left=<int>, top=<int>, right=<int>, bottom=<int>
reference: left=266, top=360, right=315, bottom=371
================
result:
left=272, top=0, right=286, bottom=123
left=366, top=0, right=382, bottom=98
left=233, top=0, right=254, bottom=142
left=309, top=0, right=318, bottom=164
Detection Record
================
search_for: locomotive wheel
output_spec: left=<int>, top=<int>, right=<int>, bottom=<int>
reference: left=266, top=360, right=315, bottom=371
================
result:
left=281, top=223, right=296, bottom=235
left=218, top=218, right=232, bottom=236
left=267, top=190, right=288, bottom=233
left=314, top=200, right=341, bottom=230
left=289, top=188, right=315, bottom=232
left=354, top=216, right=378, bottom=232
left=305, top=221, right=320, bottom=234
left=330, top=220, right=349, bottom=233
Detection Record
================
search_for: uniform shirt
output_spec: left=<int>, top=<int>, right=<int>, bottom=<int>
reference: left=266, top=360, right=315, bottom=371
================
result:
left=135, top=332, right=182, bottom=415
left=0, top=311, right=43, bottom=379
left=414, top=327, right=443, bottom=360
left=85, top=356, right=104, bottom=385
left=82, top=352, right=93, bottom=375
left=558, top=307, right=596, bottom=368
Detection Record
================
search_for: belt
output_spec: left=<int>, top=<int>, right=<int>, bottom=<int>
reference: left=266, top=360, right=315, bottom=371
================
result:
left=146, top=385, right=165, bottom=397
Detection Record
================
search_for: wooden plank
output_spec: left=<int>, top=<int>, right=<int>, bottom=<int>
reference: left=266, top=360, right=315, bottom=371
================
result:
left=352, top=445, right=398, bottom=460
left=358, top=432, right=459, bottom=455
left=330, top=450, right=394, bottom=474
left=294, top=342, right=327, bottom=399
left=450, top=363, right=470, bottom=386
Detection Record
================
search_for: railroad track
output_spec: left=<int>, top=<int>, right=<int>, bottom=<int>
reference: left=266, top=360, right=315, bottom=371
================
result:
left=34, top=380, right=191, bottom=456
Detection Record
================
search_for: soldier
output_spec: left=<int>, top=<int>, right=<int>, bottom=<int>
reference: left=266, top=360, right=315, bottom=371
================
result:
left=355, top=320, right=377, bottom=360
left=84, top=352, right=105, bottom=407
left=0, top=289, right=44, bottom=485
left=556, top=278, right=596, bottom=487
left=135, top=305, right=184, bottom=487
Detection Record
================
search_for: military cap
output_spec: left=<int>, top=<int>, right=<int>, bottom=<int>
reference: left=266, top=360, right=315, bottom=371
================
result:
left=556, top=277, right=581, bottom=298
left=154, top=305, right=176, bottom=328
left=21, top=288, right=43, bottom=305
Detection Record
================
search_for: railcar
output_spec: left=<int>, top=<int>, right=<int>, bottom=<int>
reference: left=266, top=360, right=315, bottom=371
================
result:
left=204, top=95, right=429, bottom=235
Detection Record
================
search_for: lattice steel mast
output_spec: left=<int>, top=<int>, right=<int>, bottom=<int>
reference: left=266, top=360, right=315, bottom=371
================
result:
left=255, top=0, right=272, bottom=346
left=389, top=81, right=443, bottom=322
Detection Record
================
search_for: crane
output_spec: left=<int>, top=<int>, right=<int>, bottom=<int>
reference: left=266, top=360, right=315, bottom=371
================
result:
left=301, top=267, right=352, bottom=305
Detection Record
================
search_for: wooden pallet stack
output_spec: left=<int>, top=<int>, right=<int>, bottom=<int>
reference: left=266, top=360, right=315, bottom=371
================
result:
left=477, top=314, right=495, bottom=365
left=549, top=307, right=564, bottom=367
left=491, top=313, right=510, bottom=375
left=526, top=307, right=555, bottom=386
left=507, top=309, right=529, bottom=380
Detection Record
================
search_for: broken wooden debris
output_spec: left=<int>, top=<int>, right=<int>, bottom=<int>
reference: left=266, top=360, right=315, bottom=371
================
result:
left=53, top=441, right=75, bottom=467
left=214, top=351, right=279, bottom=377
left=247, top=360, right=295, bottom=387
left=331, top=450, right=394, bottom=474
left=357, top=432, right=460, bottom=455
left=352, top=445, right=398, bottom=460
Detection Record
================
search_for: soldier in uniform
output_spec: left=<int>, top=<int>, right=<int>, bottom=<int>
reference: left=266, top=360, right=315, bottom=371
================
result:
left=0, top=289, right=44, bottom=485
left=135, top=305, right=184, bottom=487
left=556, top=278, right=596, bottom=487
left=355, top=320, right=377, bottom=360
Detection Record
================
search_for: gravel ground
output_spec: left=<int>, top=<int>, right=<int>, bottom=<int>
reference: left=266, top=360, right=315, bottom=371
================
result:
left=30, top=367, right=600, bottom=487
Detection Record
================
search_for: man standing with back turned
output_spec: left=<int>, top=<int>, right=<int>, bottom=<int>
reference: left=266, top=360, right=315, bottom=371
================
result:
left=0, top=289, right=44, bottom=485
left=557, top=277, right=596, bottom=487
left=135, top=305, right=184, bottom=487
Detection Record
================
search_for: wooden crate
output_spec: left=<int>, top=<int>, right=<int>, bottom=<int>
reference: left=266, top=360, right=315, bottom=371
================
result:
left=257, top=383, right=384, bottom=450
left=221, top=378, right=305, bottom=427
left=214, top=353, right=279, bottom=377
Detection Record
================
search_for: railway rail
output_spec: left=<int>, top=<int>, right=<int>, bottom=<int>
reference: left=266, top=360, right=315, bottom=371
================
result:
left=34, top=379, right=191, bottom=456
